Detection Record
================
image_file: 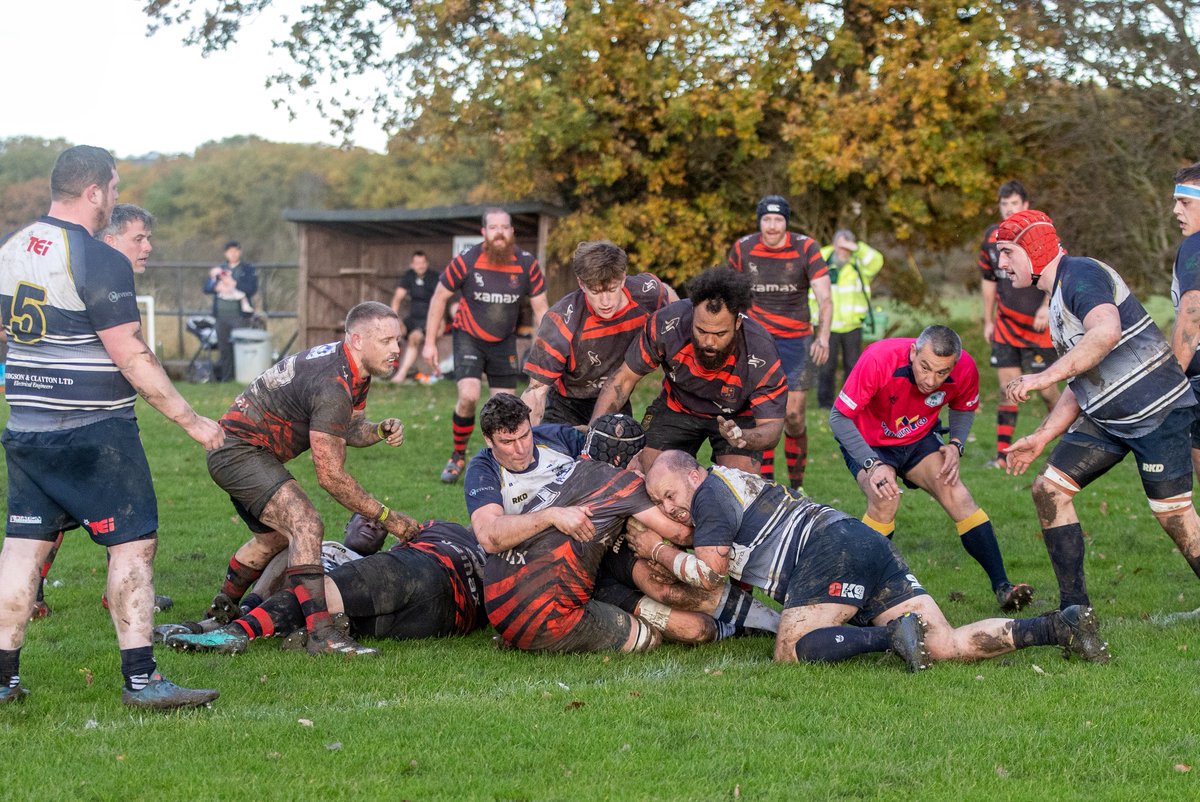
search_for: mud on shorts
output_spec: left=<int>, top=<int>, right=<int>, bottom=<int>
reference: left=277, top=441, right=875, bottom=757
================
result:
left=1044, top=406, right=1195, bottom=503
left=989, top=342, right=1058, bottom=373
left=782, top=518, right=928, bottom=626
left=839, top=428, right=945, bottom=491
left=542, top=392, right=632, bottom=428
left=331, top=548, right=462, bottom=640
left=642, top=394, right=761, bottom=463
left=452, top=330, right=520, bottom=387
left=774, top=334, right=813, bottom=391
left=207, top=435, right=295, bottom=534
left=3, top=417, right=158, bottom=546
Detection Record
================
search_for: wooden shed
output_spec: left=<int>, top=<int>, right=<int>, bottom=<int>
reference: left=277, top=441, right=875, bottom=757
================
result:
left=283, top=202, right=565, bottom=348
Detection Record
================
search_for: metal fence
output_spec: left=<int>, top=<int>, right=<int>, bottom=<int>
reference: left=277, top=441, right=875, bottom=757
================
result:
left=134, top=261, right=298, bottom=362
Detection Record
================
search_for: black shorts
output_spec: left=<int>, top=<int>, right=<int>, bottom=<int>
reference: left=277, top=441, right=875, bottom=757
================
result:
left=839, top=428, right=944, bottom=490
left=592, top=541, right=643, bottom=614
left=642, top=394, right=760, bottom=462
left=3, top=417, right=158, bottom=546
left=206, top=436, right=294, bottom=534
left=783, top=518, right=928, bottom=625
left=453, top=330, right=520, bottom=387
left=402, top=315, right=426, bottom=338
left=989, top=342, right=1057, bottom=373
left=332, top=549, right=462, bottom=640
left=775, top=335, right=812, bottom=391
left=542, top=392, right=631, bottom=427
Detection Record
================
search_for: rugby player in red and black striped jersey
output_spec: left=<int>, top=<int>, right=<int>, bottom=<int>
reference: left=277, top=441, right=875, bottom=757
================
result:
left=727, top=196, right=832, bottom=491
left=522, top=240, right=677, bottom=426
left=591, top=266, right=787, bottom=474
left=979, top=181, right=1060, bottom=467
left=422, top=208, right=549, bottom=484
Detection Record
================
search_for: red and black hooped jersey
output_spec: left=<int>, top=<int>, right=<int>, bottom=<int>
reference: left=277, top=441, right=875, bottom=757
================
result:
left=523, top=273, right=671, bottom=398
left=978, top=223, right=1053, bottom=349
left=403, top=520, right=487, bottom=635
left=727, top=231, right=828, bottom=338
left=439, top=243, right=545, bottom=342
left=482, top=460, right=651, bottom=650
left=220, top=341, right=370, bottom=463
left=625, top=299, right=786, bottom=419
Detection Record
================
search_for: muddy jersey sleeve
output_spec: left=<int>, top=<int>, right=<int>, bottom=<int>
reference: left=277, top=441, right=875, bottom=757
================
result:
left=690, top=477, right=741, bottom=549
left=1060, top=260, right=1118, bottom=321
left=81, top=244, right=141, bottom=332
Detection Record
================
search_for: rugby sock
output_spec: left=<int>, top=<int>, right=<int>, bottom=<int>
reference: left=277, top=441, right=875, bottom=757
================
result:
left=39, top=530, right=64, bottom=582
left=220, top=556, right=264, bottom=603
left=794, top=626, right=890, bottom=663
left=1043, top=523, right=1089, bottom=609
left=0, top=648, right=19, bottom=688
left=287, top=564, right=333, bottom=633
left=1010, top=615, right=1056, bottom=649
left=785, top=433, right=807, bottom=488
left=713, top=583, right=780, bottom=636
left=957, top=509, right=1010, bottom=590
left=232, top=595, right=292, bottom=640
left=120, top=646, right=156, bottom=692
left=240, top=591, right=265, bottom=615
left=759, top=448, right=777, bottom=481
left=451, top=413, right=475, bottom=455
left=862, top=514, right=895, bottom=539
left=996, top=404, right=1018, bottom=459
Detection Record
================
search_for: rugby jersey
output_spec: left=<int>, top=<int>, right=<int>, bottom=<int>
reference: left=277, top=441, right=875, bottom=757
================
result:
left=463, top=424, right=586, bottom=515
left=727, top=231, right=828, bottom=338
left=439, top=243, right=545, bottom=342
left=402, top=520, right=488, bottom=634
left=979, top=223, right=1054, bottom=349
left=1172, top=232, right=1200, bottom=386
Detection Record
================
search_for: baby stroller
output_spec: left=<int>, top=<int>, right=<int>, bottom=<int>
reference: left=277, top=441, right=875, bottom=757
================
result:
left=186, top=315, right=219, bottom=383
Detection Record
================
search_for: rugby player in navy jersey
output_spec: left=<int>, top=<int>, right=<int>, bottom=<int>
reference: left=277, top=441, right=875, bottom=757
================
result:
left=727, top=196, right=832, bottom=489
left=998, top=210, right=1200, bottom=611
left=0, top=146, right=221, bottom=708
left=643, top=450, right=1110, bottom=670
left=1170, top=163, right=1200, bottom=479
left=978, top=181, right=1061, bottom=468
left=522, top=240, right=677, bottom=426
left=422, top=208, right=549, bottom=484
left=590, top=266, right=787, bottom=474
left=203, top=301, right=418, bottom=656
left=829, top=325, right=1033, bottom=613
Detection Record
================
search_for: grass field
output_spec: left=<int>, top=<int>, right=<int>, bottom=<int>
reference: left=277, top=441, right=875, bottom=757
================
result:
left=3, top=299, right=1199, bottom=800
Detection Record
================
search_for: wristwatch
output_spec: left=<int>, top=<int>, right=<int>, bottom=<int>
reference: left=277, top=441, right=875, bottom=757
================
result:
left=861, top=457, right=880, bottom=472
left=948, top=439, right=965, bottom=456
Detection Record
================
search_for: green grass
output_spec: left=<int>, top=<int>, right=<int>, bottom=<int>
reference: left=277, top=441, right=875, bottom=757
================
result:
left=4, top=300, right=1200, bottom=800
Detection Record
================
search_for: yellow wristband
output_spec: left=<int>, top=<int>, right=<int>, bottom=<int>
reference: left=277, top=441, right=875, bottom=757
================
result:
left=377, top=423, right=386, bottom=440
left=377, top=505, right=390, bottom=523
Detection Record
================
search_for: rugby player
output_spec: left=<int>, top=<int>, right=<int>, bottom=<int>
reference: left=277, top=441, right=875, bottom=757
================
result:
left=389, top=250, right=437, bottom=383
left=422, top=208, right=549, bottom=483
left=998, top=210, right=1200, bottom=609
left=829, top=325, right=1033, bottom=612
left=1170, top=164, right=1200, bottom=479
left=978, top=181, right=1060, bottom=468
left=727, top=196, right=832, bottom=489
left=522, top=240, right=676, bottom=425
left=204, top=301, right=418, bottom=656
left=643, top=451, right=1110, bottom=669
left=590, top=266, right=787, bottom=474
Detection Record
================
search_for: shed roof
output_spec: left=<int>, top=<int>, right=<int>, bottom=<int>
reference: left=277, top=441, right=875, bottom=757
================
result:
left=282, top=201, right=566, bottom=240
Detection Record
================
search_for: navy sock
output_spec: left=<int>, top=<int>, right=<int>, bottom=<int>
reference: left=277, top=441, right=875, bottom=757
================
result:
left=794, top=626, right=890, bottom=663
left=120, top=646, right=157, bottom=691
left=1044, top=523, right=1089, bottom=609
left=1011, top=616, right=1056, bottom=649
left=958, top=515, right=1009, bottom=590
left=1, top=648, right=20, bottom=688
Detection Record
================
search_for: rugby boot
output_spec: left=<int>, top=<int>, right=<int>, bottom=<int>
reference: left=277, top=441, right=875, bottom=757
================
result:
left=996, top=582, right=1035, bottom=613
left=305, top=627, right=379, bottom=657
left=205, top=592, right=241, bottom=624
left=1052, top=605, right=1111, bottom=664
left=102, top=593, right=174, bottom=612
left=166, top=627, right=250, bottom=655
left=280, top=628, right=308, bottom=651
left=439, top=453, right=466, bottom=484
left=153, top=621, right=205, bottom=644
left=0, top=685, right=30, bottom=704
left=121, top=673, right=219, bottom=710
left=29, top=601, right=51, bottom=621
left=887, top=612, right=931, bottom=672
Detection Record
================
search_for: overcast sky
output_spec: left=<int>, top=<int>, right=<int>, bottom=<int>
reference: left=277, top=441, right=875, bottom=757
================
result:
left=0, top=1, right=390, bottom=158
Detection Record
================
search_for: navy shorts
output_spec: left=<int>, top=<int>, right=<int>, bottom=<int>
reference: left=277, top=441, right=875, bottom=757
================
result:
left=839, top=428, right=945, bottom=490
left=452, top=330, right=520, bottom=387
left=642, top=394, right=760, bottom=462
left=1192, top=387, right=1200, bottom=451
left=3, top=417, right=158, bottom=546
left=207, top=436, right=294, bottom=534
left=782, top=518, right=928, bottom=625
left=989, top=342, right=1057, bottom=373
left=333, top=548, right=466, bottom=639
left=1047, top=406, right=1195, bottom=500
left=774, top=335, right=812, bottom=391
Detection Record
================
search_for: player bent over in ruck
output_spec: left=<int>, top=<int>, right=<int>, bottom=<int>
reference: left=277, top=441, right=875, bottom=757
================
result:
left=642, top=451, right=1110, bottom=670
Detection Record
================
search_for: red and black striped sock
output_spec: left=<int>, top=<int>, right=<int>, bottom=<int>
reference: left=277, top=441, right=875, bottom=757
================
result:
left=287, top=564, right=332, bottom=634
left=451, top=413, right=475, bottom=455
left=996, top=404, right=1018, bottom=458
left=785, top=432, right=807, bottom=488
left=233, top=591, right=302, bottom=640
left=220, top=556, right=264, bottom=603
left=759, top=449, right=776, bottom=481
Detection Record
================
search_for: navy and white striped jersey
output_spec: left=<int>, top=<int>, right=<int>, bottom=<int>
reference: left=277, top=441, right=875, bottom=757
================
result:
left=690, top=466, right=853, bottom=603
left=463, top=424, right=586, bottom=515
left=0, top=216, right=140, bottom=432
left=1050, top=256, right=1194, bottom=439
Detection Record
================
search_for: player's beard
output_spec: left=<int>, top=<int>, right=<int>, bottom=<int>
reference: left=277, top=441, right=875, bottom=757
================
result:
left=695, top=343, right=733, bottom=371
left=483, top=233, right=516, bottom=263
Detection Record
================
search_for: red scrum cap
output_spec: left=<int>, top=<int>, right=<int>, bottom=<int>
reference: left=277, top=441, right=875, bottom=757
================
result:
left=995, top=209, right=1063, bottom=281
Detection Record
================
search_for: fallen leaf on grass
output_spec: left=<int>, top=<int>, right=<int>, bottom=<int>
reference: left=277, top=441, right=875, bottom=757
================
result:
left=1174, top=764, right=1191, bottom=773
left=557, top=682, right=570, bottom=691
left=565, top=700, right=585, bottom=710
left=116, top=755, right=125, bottom=762
left=995, top=765, right=1009, bottom=778
left=734, top=784, right=741, bottom=798
left=298, top=718, right=314, bottom=727
left=79, top=668, right=94, bottom=687
left=1099, top=502, right=1108, bottom=515
left=947, top=591, right=965, bottom=602
left=975, top=675, right=985, bottom=681
left=267, top=752, right=282, bottom=760
left=85, top=719, right=98, bottom=730
left=326, top=742, right=342, bottom=751
left=1031, top=664, right=1045, bottom=675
